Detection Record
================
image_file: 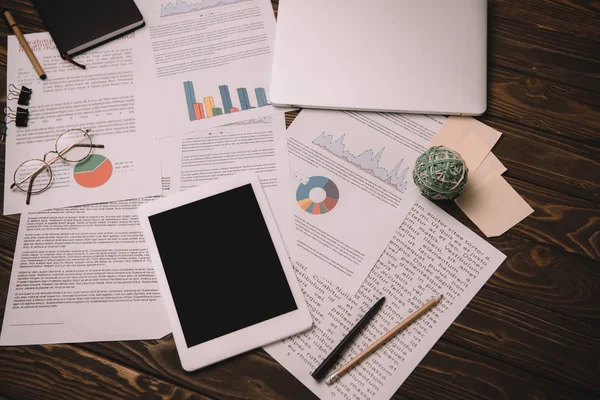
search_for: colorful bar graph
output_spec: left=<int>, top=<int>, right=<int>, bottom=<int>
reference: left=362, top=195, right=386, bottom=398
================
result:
left=183, top=82, right=269, bottom=121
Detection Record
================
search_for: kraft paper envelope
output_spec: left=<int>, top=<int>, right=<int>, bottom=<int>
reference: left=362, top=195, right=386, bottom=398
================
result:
left=430, top=116, right=502, bottom=172
left=455, top=175, right=534, bottom=237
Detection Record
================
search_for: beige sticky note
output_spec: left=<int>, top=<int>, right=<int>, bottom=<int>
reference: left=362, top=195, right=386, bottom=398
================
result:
left=462, top=152, right=507, bottom=192
left=455, top=175, right=534, bottom=237
left=430, top=116, right=502, bottom=172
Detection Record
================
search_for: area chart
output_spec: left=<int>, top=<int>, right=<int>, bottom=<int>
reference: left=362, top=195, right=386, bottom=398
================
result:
left=160, top=0, right=251, bottom=18
left=313, top=132, right=409, bottom=193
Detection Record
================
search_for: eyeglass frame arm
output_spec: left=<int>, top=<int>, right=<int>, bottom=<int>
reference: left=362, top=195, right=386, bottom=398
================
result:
left=11, top=142, right=104, bottom=190
left=25, top=167, right=45, bottom=205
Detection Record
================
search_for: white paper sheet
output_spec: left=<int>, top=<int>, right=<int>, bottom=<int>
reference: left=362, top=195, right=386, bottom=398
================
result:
left=135, top=0, right=291, bottom=138
left=265, top=197, right=506, bottom=400
left=286, top=109, right=445, bottom=293
left=0, top=199, right=171, bottom=346
left=4, top=33, right=162, bottom=215
left=157, top=114, right=297, bottom=255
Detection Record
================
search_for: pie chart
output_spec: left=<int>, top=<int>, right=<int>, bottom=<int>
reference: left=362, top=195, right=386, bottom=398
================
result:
left=296, top=176, right=339, bottom=215
left=73, top=154, right=113, bottom=188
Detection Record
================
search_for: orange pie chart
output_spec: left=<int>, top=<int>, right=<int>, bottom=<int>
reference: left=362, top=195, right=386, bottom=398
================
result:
left=73, top=154, right=113, bottom=188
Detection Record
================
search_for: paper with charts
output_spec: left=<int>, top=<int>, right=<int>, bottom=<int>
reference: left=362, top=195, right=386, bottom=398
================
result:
left=265, top=197, right=506, bottom=400
left=136, top=0, right=289, bottom=137
left=157, top=114, right=297, bottom=255
left=3, top=33, right=162, bottom=215
left=287, top=109, right=446, bottom=293
left=0, top=114, right=292, bottom=346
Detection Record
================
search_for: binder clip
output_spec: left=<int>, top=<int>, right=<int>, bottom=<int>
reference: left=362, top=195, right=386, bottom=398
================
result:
left=5, top=106, right=30, bottom=127
left=7, top=84, right=33, bottom=106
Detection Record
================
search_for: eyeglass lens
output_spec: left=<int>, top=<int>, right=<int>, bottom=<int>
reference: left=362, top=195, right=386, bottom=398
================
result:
left=55, top=129, right=93, bottom=162
left=14, top=159, right=52, bottom=193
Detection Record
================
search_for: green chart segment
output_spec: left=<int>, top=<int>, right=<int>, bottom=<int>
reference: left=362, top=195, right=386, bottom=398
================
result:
left=296, top=176, right=339, bottom=215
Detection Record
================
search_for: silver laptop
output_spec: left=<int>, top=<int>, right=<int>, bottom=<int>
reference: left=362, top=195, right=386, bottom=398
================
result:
left=270, top=0, right=488, bottom=116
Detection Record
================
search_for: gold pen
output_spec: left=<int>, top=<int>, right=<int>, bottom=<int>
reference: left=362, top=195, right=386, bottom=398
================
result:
left=325, top=295, right=442, bottom=385
left=3, top=9, right=47, bottom=80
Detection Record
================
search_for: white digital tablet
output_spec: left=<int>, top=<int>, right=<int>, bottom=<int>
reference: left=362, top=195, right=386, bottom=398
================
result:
left=138, top=172, right=313, bottom=371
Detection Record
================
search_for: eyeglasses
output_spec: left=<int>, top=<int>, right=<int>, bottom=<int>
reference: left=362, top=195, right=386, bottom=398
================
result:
left=11, top=128, right=104, bottom=205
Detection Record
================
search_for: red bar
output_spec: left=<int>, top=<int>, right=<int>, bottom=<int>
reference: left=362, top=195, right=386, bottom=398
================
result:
left=194, top=103, right=206, bottom=120
left=230, top=107, right=239, bottom=113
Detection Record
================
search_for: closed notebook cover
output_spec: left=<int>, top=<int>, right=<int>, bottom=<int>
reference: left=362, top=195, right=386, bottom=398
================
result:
left=32, top=0, right=144, bottom=57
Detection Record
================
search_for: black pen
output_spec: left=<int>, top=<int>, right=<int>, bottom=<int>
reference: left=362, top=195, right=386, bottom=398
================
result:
left=311, top=296, right=385, bottom=381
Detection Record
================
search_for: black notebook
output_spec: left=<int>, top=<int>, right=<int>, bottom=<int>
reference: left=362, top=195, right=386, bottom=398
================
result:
left=33, top=0, right=144, bottom=61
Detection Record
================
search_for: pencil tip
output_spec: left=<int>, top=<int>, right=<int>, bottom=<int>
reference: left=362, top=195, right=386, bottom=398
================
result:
left=40, top=74, right=47, bottom=80
left=435, top=295, right=443, bottom=302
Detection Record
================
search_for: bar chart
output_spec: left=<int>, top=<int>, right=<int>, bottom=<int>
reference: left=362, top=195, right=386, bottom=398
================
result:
left=183, top=81, right=269, bottom=121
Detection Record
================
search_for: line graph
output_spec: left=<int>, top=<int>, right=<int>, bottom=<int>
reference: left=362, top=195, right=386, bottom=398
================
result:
left=313, top=132, right=409, bottom=193
left=160, top=0, right=252, bottom=17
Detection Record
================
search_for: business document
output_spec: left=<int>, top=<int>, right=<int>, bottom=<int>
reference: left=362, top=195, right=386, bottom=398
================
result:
left=136, top=0, right=290, bottom=138
left=265, top=197, right=506, bottom=400
left=0, top=114, right=294, bottom=345
left=286, top=109, right=445, bottom=293
left=3, top=32, right=162, bottom=215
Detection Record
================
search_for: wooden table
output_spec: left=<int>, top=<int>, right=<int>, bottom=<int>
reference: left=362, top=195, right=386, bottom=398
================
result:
left=1, top=1, right=598, bottom=399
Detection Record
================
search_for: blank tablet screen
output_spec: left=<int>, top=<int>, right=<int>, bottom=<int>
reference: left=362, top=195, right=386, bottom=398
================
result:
left=148, top=184, right=298, bottom=348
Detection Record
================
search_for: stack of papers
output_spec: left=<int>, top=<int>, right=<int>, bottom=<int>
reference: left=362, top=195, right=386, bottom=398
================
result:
left=1, top=1, right=514, bottom=399
left=1, top=0, right=289, bottom=345
left=430, top=116, right=534, bottom=237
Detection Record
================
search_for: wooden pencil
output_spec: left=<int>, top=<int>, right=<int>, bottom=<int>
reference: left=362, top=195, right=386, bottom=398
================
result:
left=3, top=9, right=47, bottom=80
left=325, top=295, right=443, bottom=385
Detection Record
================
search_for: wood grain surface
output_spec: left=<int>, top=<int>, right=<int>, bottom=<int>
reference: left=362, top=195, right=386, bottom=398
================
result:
left=0, top=0, right=599, bottom=399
